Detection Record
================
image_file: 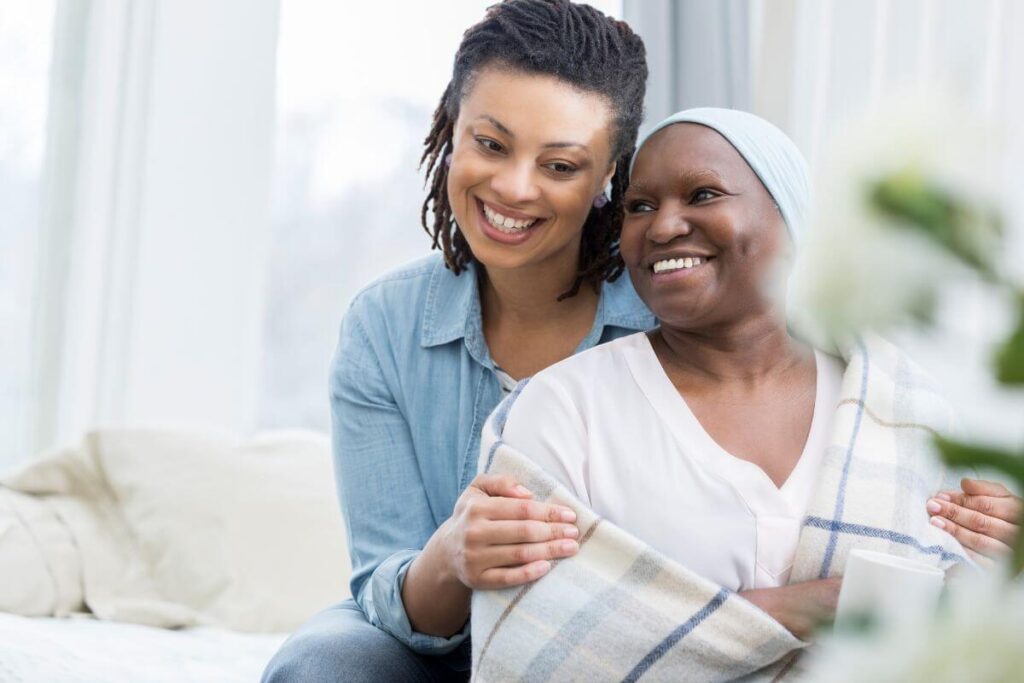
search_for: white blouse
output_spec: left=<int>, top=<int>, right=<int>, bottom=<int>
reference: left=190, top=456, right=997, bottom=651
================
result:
left=500, top=332, right=844, bottom=591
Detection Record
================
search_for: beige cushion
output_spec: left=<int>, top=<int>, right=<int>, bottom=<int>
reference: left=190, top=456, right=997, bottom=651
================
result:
left=1, top=429, right=350, bottom=633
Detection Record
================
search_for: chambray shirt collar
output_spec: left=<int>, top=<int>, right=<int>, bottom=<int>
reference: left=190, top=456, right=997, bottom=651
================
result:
left=420, top=257, right=653, bottom=356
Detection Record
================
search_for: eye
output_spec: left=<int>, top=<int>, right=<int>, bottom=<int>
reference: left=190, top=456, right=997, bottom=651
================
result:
left=544, top=161, right=578, bottom=176
left=625, top=199, right=655, bottom=214
left=692, top=188, right=719, bottom=203
left=475, top=137, right=504, bottom=154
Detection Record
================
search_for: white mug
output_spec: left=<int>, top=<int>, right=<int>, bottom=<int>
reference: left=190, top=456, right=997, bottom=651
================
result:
left=835, top=549, right=945, bottom=630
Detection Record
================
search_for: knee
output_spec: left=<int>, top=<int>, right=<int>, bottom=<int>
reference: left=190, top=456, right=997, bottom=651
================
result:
left=262, top=630, right=362, bottom=683
left=261, top=609, right=423, bottom=683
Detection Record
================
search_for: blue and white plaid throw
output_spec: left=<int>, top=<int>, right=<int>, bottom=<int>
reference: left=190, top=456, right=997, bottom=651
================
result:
left=470, top=333, right=968, bottom=682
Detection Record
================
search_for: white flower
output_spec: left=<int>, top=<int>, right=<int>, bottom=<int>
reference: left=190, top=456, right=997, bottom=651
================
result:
left=790, top=95, right=1002, bottom=344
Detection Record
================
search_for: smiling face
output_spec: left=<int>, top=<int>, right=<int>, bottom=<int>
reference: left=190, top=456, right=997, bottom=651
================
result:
left=447, top=66, right=617, bottom=275
left=621, top=123, right=790, bottom=330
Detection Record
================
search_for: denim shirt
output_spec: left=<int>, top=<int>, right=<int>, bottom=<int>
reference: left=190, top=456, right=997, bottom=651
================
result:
left=330, top=253, right=654, bottom=654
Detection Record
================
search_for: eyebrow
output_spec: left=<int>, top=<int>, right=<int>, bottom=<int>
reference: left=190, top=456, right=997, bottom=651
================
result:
left=474, top=115, right=589, bottom=151
left=628, top=168, right=726, bottom=194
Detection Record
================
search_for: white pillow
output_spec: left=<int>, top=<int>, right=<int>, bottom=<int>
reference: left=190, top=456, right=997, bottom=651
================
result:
left=0, top=488, right=83, bottom=617
left=1, top=429, right=351, bottom=633
left=90, top=429, right=351, bottom=632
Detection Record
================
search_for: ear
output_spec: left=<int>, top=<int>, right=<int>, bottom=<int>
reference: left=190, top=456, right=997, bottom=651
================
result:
left=600, top=161, right=617, bottom=193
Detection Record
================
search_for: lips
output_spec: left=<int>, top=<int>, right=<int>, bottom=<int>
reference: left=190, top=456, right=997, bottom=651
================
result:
left=642, top=253, right=716, bottom=284
left=474, top=198, right=546, bottom=246
left=652, top=256, right=709, bottom=273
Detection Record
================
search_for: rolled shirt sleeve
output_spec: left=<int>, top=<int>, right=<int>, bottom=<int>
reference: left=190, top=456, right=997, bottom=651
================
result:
left=330, top=299, right=469, bottom=654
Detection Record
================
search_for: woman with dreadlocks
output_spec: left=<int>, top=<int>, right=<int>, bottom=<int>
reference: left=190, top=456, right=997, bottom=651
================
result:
left=262, top=2, right=651, bottom=681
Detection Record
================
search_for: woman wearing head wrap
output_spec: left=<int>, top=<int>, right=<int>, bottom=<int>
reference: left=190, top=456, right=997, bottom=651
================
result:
left=487, top=108, right=1016, bottom=651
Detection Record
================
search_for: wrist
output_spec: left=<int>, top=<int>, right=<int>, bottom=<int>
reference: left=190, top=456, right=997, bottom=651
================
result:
left=426, top=518, right=466, bottom=590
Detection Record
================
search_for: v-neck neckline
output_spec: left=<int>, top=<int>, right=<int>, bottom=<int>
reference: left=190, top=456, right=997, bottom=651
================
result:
left=623, top=332, right=829, bottom=516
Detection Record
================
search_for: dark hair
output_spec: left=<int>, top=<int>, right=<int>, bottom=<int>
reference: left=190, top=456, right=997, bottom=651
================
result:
left=419, top=0, right=647, bottom=299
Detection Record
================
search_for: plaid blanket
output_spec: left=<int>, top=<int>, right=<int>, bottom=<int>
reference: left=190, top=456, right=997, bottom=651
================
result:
left=470, top=333, right=968, bottom=682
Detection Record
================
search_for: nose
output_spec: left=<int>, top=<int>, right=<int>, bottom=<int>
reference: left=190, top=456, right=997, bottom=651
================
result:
left=489, top=159, right=541, bottom=205
left=647, top=204, right=693, bottom=244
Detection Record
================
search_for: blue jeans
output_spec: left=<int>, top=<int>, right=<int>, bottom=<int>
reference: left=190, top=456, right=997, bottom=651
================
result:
left=261, top=600, right=471, bottom=683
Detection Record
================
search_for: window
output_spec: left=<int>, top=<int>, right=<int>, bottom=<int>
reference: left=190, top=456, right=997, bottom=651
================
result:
left=0, top=2, right=57, bottom=466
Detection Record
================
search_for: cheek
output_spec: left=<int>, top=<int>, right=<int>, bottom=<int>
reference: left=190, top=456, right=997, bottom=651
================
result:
left=618, top=220, right=645, bottom=265
left=553, top=183, right=597, bottom=221
left=446, top=152, right=479, bottom=197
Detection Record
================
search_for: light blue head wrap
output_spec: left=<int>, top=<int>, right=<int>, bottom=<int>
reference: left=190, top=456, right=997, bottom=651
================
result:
left=629, top=107, right=810, bottom=246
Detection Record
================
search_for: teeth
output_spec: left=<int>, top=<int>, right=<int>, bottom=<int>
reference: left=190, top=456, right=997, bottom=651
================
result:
left=652, top=257, right=706, bottom=274
left=483, top=202, right=539, bottom=233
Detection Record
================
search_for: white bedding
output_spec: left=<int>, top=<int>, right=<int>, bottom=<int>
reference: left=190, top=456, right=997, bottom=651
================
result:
left=0, top=612, right=286, bottom=682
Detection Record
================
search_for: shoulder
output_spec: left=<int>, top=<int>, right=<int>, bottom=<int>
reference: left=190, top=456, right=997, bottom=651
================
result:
left=535, top=331, right=647, bottom=390
left=333, top=253, right=451, bottom=380
left=344, top=253, right=441, bottom=326
left=504, top=333, right=647, bottom=427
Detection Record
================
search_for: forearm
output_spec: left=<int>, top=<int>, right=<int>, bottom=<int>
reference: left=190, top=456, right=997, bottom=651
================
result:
left=401, top=520, right=472, bottom=637
left=740, top=577, right=841, bottom=640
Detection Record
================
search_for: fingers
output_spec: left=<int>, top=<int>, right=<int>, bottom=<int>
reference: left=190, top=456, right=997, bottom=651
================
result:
left=935, top=490, right=1023, bottom=525
left=471, top=473, right=534, bottom=499
left=927, top=496, right=1019, bottom=545
left=929, top=512, right=1012, bottom=560
left=467, top=474, right=577, bottom=523
left=476, top=561, right=553, bottom=589
left=960, top=477, right=1012, bottom=497
left=473, top=538, right=581, bottom=589
left=485, top=496, right=577, bottom=524
left=480, top=538, right=580, bottom=569
left=456, top=474, right=581, bottom=590
left=479, top=520, right=580, bottom=544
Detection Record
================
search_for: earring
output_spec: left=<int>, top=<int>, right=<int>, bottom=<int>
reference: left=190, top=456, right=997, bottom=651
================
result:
left=592, top=192, right=609, bottom=208
left=444, top=153, right=452, bottom=167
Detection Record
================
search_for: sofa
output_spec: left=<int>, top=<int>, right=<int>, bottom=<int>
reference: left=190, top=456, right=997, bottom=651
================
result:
left=0, top=428, right=351, bottom=681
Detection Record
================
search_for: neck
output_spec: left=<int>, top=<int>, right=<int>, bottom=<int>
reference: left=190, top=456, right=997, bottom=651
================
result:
left=656, top=309, right=809, bottom=384
left=480, top=258, right=598, bottom=329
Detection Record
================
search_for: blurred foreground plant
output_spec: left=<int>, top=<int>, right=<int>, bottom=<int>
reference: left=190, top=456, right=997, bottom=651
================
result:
left=805, top=571, right=1024, bottom=682
left=793, top=99, right=1023, bottom=573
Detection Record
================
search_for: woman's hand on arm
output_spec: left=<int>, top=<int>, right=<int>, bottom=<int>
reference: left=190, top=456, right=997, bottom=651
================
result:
left=926, top=478, right=1022, bottom=566
left=740, top=577, right=842, bottom=641
left=402, top=473, right=580, bottom=637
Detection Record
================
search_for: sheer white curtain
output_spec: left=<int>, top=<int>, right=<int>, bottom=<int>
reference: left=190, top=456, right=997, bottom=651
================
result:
left=18, top=0, right=280, bottom=466
left=0, top=2, right=57, bottom=467
left=624, top=0, right=752, bottom=123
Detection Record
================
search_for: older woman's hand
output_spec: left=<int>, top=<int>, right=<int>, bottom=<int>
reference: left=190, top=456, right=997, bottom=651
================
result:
left=927, top=478, right=1022, bottom=566
left=740, top=577, right=842, bottom=641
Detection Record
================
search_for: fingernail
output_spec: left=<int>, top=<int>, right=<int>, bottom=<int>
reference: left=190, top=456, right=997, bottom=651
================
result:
left=926, top=499, right=942, bottom=514
left=561, top=540, right=579, bottom=553
left=514, top=485, right=532, bottom=496
left=563, top=526, right=579, bottom=539
left=560, top=509, right=577, bottom=523
left=930, top=516, right=946, bottom=529
left=936, top=493, right=952, bottom=502
left=531, top=561, right=551, bottom=578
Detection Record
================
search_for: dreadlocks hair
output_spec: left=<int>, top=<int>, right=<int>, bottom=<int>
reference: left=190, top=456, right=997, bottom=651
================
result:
left=419, top=0, right=648, bottom=300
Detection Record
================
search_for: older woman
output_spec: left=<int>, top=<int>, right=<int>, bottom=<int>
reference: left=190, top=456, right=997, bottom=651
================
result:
left=491, top=108, right=1022, bottom=644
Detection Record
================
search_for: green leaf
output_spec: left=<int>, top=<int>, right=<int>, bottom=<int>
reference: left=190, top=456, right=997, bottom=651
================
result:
left=995, top=298, right=1024, bottom=385
left=868, top=170, right=1002, bottom=278
left=934, top=436, right=1024, bottom=483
